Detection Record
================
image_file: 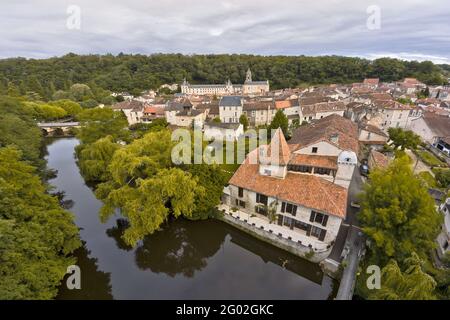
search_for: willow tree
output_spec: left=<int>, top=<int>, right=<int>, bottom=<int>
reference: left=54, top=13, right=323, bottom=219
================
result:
left=95, top=130, right=204, bottom=246
left=359, top=155, right=442, bottom=265
left=368, top=253, right=437, bottom=300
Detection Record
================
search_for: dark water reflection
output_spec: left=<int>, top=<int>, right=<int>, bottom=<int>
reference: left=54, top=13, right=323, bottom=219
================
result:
left=47, top=138, right=336, bottom=299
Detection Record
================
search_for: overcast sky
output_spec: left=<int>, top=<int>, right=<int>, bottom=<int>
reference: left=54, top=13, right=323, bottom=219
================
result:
left=1, top=0, right=450, bottom=63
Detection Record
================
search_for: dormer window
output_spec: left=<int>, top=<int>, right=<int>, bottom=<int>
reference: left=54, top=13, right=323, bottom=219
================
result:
left=312, top=147, right=318, bottom=154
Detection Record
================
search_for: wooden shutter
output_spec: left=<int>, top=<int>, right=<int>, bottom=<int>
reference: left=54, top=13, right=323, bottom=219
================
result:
left=292, top=206, right=297, bottom=216
left=309, top=211, right=315, bottom=222
left=318, top=229, right=327, bottom=241
left=281, top=202, right=286, bottom=213
left=277, top=215, right=283, bottom=226
left=306, top=224, right=312, bottom=236
left=322, top=215, right=328, bottom=227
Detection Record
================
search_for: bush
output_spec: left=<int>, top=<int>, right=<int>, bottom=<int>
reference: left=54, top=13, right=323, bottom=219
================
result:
left=417, top=171, right=437, bottom=188
left=432, top=168, right=450, bottom=188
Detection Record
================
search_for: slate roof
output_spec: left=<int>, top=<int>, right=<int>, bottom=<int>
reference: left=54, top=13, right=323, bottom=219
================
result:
left=219, top=96, right=243, bottom=107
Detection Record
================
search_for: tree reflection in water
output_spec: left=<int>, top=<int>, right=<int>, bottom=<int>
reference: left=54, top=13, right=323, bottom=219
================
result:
left=57, top=242, right=113, bottom=300
left=106, top=217, right=227, bottom=277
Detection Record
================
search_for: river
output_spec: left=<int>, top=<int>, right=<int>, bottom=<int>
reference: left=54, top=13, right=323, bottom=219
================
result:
left=45, top=137, right=337, bottom=299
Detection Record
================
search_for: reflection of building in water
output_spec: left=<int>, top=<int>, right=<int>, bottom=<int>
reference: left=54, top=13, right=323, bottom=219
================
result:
left=181, top=69, right=269, bottom=96
left=227, top=224, right=325, bottom=285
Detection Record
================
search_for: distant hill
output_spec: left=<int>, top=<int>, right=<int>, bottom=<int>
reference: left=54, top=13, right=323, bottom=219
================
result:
left=0, top=53, right=447, bottom=100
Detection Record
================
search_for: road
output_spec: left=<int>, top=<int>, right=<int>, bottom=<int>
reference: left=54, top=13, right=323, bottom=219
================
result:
left=335, top=166, right=366, bottom=300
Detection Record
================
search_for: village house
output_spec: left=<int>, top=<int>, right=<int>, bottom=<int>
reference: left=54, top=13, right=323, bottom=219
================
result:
left=289, top=114, right=359, bottom=188
left=141, top=106, right=166, bottom=123
left=362, top=78, right=380, bottom=89
left=203, top=122, right=244, bottom=142
left=299, top=101, right=346, bottom=123
left=165, top=99, right=206, bottom=128
left=408, top=112, right=450, bottom=146
left=219, top=96, right=243, bottom=123
left=243, top=101, right=276, bottom=127
left=111, top=99, right=145, bottom=125
left=221, top=127, right=350, bottom=259
left=368, top=149, right=389, bottom=171
left=274, top=99, right=300, bottom=125
left=358, top=123, right=389, bottom=150
left=368, top=101, right=422, bottom=131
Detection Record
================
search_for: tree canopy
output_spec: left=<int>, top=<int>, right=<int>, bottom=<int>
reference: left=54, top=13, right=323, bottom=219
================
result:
left=0, top=54, right=447, bottom=103
left=387, top=127, right=421, bottom=150
left=359, top=155, right=442, bottom=264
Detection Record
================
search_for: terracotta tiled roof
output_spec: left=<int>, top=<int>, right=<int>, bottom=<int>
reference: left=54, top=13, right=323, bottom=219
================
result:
left=363, top=78, right=379, bottom=85
left=290, top=114, right=359, bottom=153
left=301, top=101, right=346, bottom=115
left=229, top=149, right=347, bottom=218
left=370, top=150, right=389, bottom=168
left=265, top=128, right=291, bottom=165
left=289, top=154, right=338, bottom=170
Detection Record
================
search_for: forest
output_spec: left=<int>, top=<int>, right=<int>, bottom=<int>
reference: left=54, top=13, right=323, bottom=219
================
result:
left=0, top=53, right=448, bottom=102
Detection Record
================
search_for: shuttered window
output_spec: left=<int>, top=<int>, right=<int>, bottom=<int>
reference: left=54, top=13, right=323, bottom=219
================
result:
left=238, top=187, right=243, bottom=198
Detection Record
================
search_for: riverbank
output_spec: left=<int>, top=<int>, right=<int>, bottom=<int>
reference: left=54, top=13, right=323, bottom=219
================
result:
left=47, top=137, right=338, bottom=299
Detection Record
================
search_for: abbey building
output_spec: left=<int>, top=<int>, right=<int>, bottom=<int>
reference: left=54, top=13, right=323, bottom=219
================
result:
left=181, top=69, right=269, bottom=96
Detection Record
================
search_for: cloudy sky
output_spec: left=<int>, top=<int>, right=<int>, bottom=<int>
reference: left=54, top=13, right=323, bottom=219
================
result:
left=1, top=0, right=450, bottom=63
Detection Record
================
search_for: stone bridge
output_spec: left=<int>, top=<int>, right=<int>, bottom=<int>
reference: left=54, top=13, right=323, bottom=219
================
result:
left=37, top=122, right=80, bottom=136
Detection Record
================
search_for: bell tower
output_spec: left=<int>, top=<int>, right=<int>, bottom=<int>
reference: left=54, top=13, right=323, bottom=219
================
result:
left=245, top=68, right=252, bottom=83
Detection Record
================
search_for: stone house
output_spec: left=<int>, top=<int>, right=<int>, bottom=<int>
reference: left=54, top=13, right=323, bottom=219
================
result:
left=222, top=128, right=349, bottom=256
left=219, top=96, right=243, bottom=123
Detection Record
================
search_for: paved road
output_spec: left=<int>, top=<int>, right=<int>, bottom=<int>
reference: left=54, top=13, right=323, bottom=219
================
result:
left=335, top=226, right=365, bottom=300
left=335, top=166, right=366, bottom=300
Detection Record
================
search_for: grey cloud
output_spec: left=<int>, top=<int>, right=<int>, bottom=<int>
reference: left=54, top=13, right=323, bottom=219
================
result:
left=0, top=0, right=449, bottom=63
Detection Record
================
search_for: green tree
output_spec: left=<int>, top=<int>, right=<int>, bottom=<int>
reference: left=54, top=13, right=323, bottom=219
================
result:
left=0, top=147, right=80, bottom=299
left=359, top=155, right=442, bottom=264
left=75, top=108, right=130, bottom=144
left=387, top=127, right=421, bottom=150
left=269, top=110, right=289, bottom=137
left=212, top=116, right=221, bottom=123
left=368, top=253, right=437, bottom=300
left=239, top=114, right=249, bottom=131
left=77, top=135, right=121, bottom=183
left=50, top=99, right=82, bottom=116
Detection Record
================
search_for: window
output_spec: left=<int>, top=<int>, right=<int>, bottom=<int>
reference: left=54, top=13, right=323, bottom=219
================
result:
left=310, top=211, right=329, bottom=226
left=288, top=165, right=313, bottom=173
left=255, top=205, right=267, bottom=216
left=256, top=193, right=268, bottom=205
left=281, top=202, right=297, bottom=216
left=310, top=226, right=327, bottom=241
left=312, top=147, right=318, bottom=154
left=294, top=220, right=309, bottom=231
left=235, top=199, right=246, bottom=208
left=283, top=216, right=294, bottom=229
left=264, top=169, right=271, bottom=176
left=314, top=167, right=331, bottom=175
left=238, top=187, right=243, bottom=198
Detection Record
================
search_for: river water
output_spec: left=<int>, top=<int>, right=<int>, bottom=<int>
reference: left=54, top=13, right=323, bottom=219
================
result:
left=45, top=137, right=336, bottom=299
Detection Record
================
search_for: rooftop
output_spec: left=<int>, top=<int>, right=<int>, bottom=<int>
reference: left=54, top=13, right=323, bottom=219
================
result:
left=229, top=148, right=348, bottom=218
left=290, top=114, right=359, bottom=153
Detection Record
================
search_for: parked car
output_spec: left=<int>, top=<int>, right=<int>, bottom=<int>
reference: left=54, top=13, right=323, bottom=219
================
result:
left=359, top=162, right=369, bottom=177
